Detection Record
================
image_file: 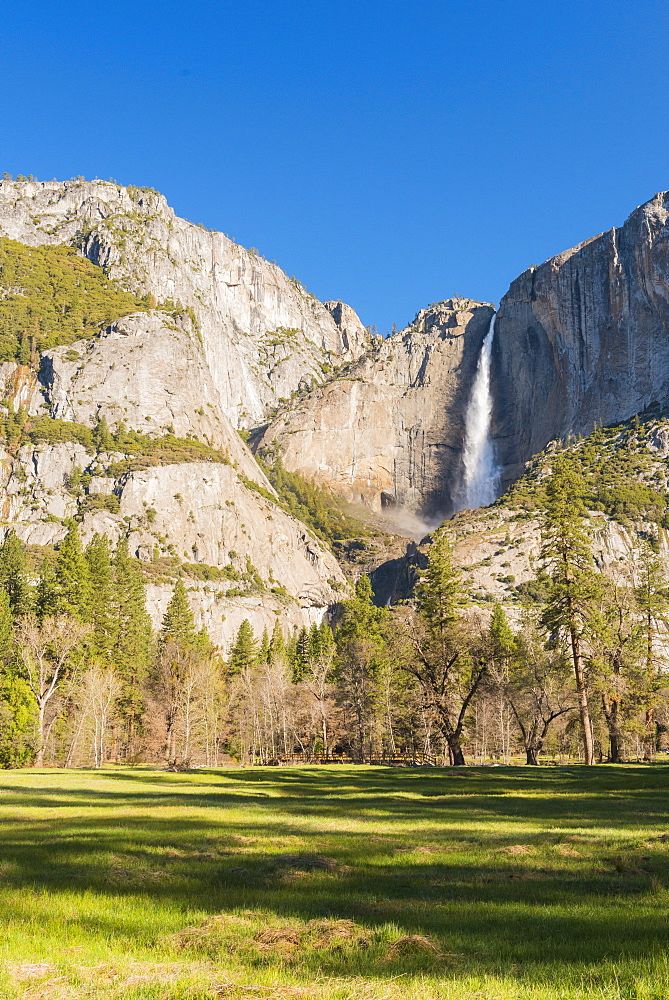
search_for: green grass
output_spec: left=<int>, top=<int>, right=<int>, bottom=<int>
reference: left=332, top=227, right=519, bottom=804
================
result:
left=0, top=766, right=668, bottom=999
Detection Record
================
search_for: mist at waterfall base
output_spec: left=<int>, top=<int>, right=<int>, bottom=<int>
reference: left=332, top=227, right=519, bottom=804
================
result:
left=453, top=314, right=501, bottom=514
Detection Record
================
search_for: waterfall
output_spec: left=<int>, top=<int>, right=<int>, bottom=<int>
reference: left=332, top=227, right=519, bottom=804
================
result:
left=455, top=313, right=499, bottom=511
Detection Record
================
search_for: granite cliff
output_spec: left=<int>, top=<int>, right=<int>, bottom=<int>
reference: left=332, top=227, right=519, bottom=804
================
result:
left=0, top=179, right=370, bottom=428
left=4, top=177, right=669, bottom=635
left=492, top=191, right=669, bottom=486
left=0, top=179, right=369, bottom=645
left=254, top=298, right=494, bottom=521
left=258, top=190, right=669, bottom=524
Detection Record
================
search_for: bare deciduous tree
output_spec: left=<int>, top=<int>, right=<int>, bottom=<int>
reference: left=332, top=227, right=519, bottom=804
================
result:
left=15, top=615, right=90, bottom=766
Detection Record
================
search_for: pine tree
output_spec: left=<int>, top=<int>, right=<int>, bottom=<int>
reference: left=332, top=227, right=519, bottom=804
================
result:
left=259, top=628, right=270, bottom=664
left=85, top=534, right=116, bottom=662
left=113, top=539, right=153, bottom=755
left=160, top=578, right=196, bottom=646
left=269, top=620, right=286, bottom=665
left=488, top=604, right=516, bottom=666
left=93, top=412, right=113, bottom=451
left=634, top=539, right=669, bottom=756
left=406, top=528, right=487, bottom=766
left=292, top=626, right=311, bottom=681
left=415, top=535, right=463, bottom=635
left=0, top=590, right=12, bottom=660
left=335, top=574, right=389, bottom=761
left=540, top=454, right=599, bottom=765
left=228, top=619, right=258, bottom=674
left=35, top=554, right=57, bottom=620
left=0, top=589, right=35, bottom=767
left=54, top=521, right=92, bottom=621
left=0, top=530, right=33, bottom=617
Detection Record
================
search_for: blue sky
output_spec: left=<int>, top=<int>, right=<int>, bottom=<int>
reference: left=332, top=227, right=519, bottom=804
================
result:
left=2, top=0, right=668, bottom=333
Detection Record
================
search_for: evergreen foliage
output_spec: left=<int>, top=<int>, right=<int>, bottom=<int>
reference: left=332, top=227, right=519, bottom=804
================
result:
left=113, top=539, right=153, bottom=753
left=405, top=529, right=488, bottom=765
left=506, top=412, right=669, bottom=528
left=0, top=530, right=33, bottom=617
left=53, top=521, right=92, bottom=621
left=228, top=619, right=258, bottom=675
left=415, top=528, right=463, bottom=635
left=254, top=456, right=371, bottom=547
left=0, top=237, right=150, bottom=362
left=539, top=454, right=600, bottom=765
left=2, top=411, right=228, bottom=468
left=160, top=579, right=197, bottom=646
left=85, top=534, right=116, bottom=661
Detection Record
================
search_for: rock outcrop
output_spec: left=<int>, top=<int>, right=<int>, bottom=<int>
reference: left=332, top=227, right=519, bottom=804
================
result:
left=5, top=176, right=669, bottom=637
left=255, top=298, right=494, bottom=521
left=0, top=179, right=370, bottom=428
left=493, top=191, right=669, bottom=485
left=37, top=311, right=267, bottom=486
left=0, top=432, right=346, bottom=647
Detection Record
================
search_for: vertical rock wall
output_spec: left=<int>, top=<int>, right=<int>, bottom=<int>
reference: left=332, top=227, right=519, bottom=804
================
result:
left=492, top=191, right=669, bottom=485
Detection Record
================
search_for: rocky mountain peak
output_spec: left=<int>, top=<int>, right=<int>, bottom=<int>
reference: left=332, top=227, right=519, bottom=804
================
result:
left=492, top=189, right=669, bottom=488
left=0, top=178, right=370, bottom=429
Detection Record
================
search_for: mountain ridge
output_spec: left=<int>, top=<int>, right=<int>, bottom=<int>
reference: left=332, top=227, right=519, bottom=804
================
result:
left=2, top=176, right=669, bottom=640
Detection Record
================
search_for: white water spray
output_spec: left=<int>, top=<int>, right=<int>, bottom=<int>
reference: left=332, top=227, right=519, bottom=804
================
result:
left=455, top=313, right=500, bottom=510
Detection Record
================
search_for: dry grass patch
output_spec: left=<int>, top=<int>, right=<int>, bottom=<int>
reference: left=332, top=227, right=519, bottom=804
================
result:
left=169, top=913, right=375, bottom=964
left=7, top=963, right=58, bottom=980
left=384, top=935, right=442, bottom=961
left=555, top=845, right=583, bottom=857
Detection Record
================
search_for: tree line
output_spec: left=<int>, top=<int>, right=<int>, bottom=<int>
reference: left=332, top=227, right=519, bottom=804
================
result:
left=0, top=452, right=668, bottom=768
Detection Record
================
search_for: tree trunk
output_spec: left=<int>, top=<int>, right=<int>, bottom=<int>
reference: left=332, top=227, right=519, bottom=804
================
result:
left=525, top=747, right=539, bottom=765
left=645, top=611, right=655, bottom=759
left=447, top=735, right=465, bottom=766
left=602, top=694, right=622, bottom=763
left=608, top=728, right=622, bottom=763
left=570, top=627, right=594, bottom=765
left=35, top=700, right=46, bottom=767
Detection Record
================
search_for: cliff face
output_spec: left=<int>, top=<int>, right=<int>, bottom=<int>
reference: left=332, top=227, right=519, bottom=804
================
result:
left=0, top=179, right=369, bottom=428
left=0, top=411, right=346, bottom=650
left=5, top=176, right=669, bottom=635
left=0, top=180, right=359, bottom=644
left=255, top=298, right=494, bottom=520
left=493, top=191, right=669, bottom=484
left=39, top=311, right=267, bottom=486
left=257, top=190, right=669, bottom=521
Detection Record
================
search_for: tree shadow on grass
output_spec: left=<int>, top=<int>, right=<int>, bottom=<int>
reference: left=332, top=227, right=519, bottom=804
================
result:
left=0, top=765, right=668, bottom=992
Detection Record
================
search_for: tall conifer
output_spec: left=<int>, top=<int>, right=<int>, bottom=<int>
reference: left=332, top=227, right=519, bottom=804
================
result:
left=410, top=529, right=485, bottom=765
left=85, top=534, right=116, bottom=661
left=160, top=578, right=196, bottom=645
left=114, top=538, right=153, bottom=753
left=54, top=521, right=92, bottom=621
left=36, top=554, right=57, bottom=621
left=228, top=619, right=258, bottom=674
left=540, top=454, right=599, bottom=765
left=0, top=530, right=33, bottom=617
left=0, top=589, right=34, bottom=767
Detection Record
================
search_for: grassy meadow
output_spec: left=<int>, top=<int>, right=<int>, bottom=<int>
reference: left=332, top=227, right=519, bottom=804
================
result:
left=0, top=765, right=667, bottom=999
